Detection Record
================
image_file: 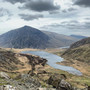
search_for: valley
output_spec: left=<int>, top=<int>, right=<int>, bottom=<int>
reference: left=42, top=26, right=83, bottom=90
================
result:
left=1, top=47, right=89, bottom=89
left=0, top=26, right=90, bottom=90
left=0, top=0, right=90, bottom=89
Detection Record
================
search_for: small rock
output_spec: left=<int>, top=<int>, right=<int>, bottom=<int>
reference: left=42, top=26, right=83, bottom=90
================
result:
left=1, top=85, right=16, bottom=90
left=0, top=72, right=10, bottom=79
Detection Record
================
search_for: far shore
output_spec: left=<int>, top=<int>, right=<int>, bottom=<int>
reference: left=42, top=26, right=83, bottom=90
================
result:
left=5, top=47, right=66, bottom=54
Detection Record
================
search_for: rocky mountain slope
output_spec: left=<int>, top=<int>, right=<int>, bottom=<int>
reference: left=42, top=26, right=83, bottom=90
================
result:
left=43, top=31, right=79, bottom=48
left=62, top=37, right=90, bottom=64
left=0, top=26, right=79, bottom=49
left=0, top=26, right=49, bottom=49
left=70, top=37, right=90, bottom=48
left=0, top=48, right=23, bottom=71
left=0, top=48, right=47, bottom=72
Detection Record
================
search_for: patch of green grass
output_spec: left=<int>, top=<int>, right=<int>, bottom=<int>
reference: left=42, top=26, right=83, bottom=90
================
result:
left=8, top=72, right=20, bottom=80
left=62, top=45, right=90, bottom=64
left=0, top=77, right=8, bottom=86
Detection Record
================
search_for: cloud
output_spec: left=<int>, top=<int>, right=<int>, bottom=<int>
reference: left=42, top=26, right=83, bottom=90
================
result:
left=19, top=14, right=44, bottom=21
left=85, top=18, right=90, bottom=20
left=62, top=7, right=77, bottom=13
left=0, top=8, right=11, bottom=17
left=20, top=0, right=60, bottom=12
left=49, top=10, right=60, bottom=14
left=74, top=0, right=90, bottom=7
left=4, top=0, right=26, bottom=4
left=41, top=20, right=90, bottom=36
left=55, top=21, right=90, bottom=30
left=68, top=7, right=77, bottom=12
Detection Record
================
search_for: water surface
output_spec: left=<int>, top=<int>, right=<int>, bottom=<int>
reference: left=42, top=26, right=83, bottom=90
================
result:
left=22, top=51, right=82, bottom=76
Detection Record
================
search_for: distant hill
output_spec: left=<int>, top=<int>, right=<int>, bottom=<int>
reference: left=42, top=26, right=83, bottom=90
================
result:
left=70, top=37, right=90, bottom=48
left=62, top=37, right=90, bottom=63
left=0, top=26, right=80, bottom=49
left=42, top=31, right=79, bottom=48
left=70, top=35, right=87, bottom=40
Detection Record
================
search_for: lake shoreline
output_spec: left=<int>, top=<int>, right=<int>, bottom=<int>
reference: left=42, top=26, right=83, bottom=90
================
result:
left=7, top=48, right=89, bottom=76
left=21, top=50, right=82, bottom=76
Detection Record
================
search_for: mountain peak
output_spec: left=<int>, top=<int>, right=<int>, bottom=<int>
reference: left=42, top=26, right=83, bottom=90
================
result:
left=0, top=26, right=79, bottom=49
left=21, top=25, right=38, bottom=31
left=23, top=25, right=31, bottom=28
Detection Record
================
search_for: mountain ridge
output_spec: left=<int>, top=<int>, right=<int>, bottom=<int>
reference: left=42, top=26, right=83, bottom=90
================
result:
left=70, top=35, right=87, bottom=40
left=70, top=37, right=90, bottom=48
left=62, top=37, right=90, bottom=64
left=0, top=25, right=82, bottom=49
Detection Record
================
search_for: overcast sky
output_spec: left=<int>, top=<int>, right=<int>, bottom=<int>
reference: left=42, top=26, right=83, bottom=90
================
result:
left=0, top=0, right=90, bottom=36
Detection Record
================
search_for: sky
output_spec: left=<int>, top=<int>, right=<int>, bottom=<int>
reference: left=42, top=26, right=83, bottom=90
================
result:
left=0, top=0, right=90, bottom=36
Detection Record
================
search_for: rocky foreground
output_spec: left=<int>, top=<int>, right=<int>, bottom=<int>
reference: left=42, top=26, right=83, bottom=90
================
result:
left=0, top=48, right=89, bottom=90
left=0, top=72, right=89, bottom=90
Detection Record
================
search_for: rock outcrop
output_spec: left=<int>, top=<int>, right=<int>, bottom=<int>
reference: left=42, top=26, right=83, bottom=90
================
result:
left=20, top=53, right=47, bottom=75
left=48, top=75, right=89, bottom=90
left=0, top=74, right=41, bottom=90
left=48, top=75, right=73, bottom=90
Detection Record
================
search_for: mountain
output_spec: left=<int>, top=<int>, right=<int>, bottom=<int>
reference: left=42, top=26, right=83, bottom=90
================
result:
left=62, top=37, right=90, bottom=63
left=0, top=26, right=79, bottom=49
left=70, top=37, right=90, bottom=48
left=70, top=35, right=87, bottom=40
left=0, top=26, right=49, bottom=49
left=43, top=31, right=79, bottom=48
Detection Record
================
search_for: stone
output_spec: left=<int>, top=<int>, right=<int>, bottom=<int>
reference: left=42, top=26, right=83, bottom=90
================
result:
left=57, top=79, right=73, bottom=90
left=0, top=72, right=10, bottom=79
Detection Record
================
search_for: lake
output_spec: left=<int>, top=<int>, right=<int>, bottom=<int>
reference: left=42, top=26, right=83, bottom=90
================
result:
left=21, top=50, right=82, bottom=76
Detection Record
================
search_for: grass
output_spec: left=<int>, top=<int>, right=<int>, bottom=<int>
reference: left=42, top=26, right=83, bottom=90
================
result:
left=62, top=44, right=90, bottom=64
left=0, top=77, right=8, bottom=86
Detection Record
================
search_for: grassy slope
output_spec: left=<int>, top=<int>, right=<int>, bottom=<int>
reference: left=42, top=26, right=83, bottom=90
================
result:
left=62, top=44, right=90, bottom=64
left=0, top=48, right=24, bottom=72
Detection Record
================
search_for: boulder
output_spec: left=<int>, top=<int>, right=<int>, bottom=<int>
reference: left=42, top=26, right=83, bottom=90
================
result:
left=3, top=85, right=16, bottom=90
left=57, top=79, right=73, bottom=90
left=48, top=75, right=61, bottom=88
left=48, top=75, right=73, bottom=90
